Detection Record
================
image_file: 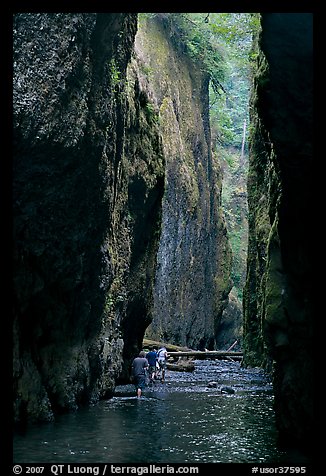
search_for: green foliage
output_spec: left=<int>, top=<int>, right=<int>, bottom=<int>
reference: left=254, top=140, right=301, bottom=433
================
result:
left=140, top=63, right=153, bottom=77
left=109, top=59, right=121, bottom=88
left=219, top=146, right=249, bottom=301
left=207, top=13, right=259, bottom=149
left=144, top=101, right=159, bottom=124
left=210, top=68, right=250, bottom=148
left=229, top=231, right=246, bottom=300
left=140, top=13, right=226, bottom=87
left=141, top=13, right=258, bottom=150
left=208, top=13, right=259, bottom=54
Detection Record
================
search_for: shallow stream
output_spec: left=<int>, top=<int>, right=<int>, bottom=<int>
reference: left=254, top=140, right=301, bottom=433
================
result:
left=13, top=360, right=308, bottom=464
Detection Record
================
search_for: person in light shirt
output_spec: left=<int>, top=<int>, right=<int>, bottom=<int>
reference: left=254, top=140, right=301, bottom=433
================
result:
left=157, top=346, right=168, bottom=383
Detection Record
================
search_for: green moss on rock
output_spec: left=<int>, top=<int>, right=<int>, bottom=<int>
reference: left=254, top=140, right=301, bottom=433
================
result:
left=136, top=16, right=232, bottom=349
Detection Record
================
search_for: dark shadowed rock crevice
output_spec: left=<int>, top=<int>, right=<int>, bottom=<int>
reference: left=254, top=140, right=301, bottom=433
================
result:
left=243, top=13, right=313, bottom=453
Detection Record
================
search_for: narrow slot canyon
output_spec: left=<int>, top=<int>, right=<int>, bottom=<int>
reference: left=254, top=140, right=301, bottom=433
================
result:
left=12, top=12, right=313, bottom=467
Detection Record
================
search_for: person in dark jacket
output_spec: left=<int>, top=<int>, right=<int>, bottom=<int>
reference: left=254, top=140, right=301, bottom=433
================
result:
left=131, top=351, right=149, bottom=398
left=146, top=346, right=158, bottom=383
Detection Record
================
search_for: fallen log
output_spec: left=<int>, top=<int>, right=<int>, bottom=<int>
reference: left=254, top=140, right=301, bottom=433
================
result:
left=143, top=339, right=243, bottom=360
left=142, top=338, right=192, bottom=353
left=167, top=360, right=195, bottom=372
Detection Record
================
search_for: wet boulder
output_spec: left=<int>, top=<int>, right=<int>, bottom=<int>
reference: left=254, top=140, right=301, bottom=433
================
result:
left=220, top=386, right=235, bottom=394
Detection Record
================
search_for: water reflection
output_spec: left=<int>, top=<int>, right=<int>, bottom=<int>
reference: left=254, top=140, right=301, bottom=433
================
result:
left=13, top=360, right=301, bottom=463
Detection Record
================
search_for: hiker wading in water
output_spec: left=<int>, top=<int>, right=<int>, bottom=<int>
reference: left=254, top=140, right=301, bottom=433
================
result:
left=157, top=346, right=168, bottom=383
left=146, top=346, right=158, bottom=383
left=131, top=351, right=149, bottom=398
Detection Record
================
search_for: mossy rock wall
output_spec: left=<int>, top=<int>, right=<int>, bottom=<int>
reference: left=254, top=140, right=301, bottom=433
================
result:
left=136, top=16, right=232, bottom=349
left=13, top=13, right=165, bottom=422
left=243, top=13, right=313, bottom=451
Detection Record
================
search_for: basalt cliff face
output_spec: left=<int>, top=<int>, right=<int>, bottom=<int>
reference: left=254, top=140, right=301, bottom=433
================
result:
left=13, top=13, right=165, bottom=422
left=243, top=13, right=313, bottom=451
left=138, top=16, right=232, bottom=349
